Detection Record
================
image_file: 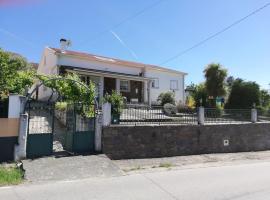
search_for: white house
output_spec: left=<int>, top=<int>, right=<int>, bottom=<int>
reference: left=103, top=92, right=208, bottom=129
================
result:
left=37, top=39, right=187, bottom=105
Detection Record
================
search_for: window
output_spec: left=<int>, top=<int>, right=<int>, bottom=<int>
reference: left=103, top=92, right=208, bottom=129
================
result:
left=151, top=78, right=159, bottom=88
left=170, top=80, right=178, bottom=90
left=120, top=80, right=130, bottom=92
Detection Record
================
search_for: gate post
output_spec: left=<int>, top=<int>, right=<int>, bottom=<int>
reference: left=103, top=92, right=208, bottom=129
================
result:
left=95, top=112, right=102, bottom=152
left=198, top=107, right=205, bottom=125
left=14, top=114, right=28, bottom=161
left=251, top=108, right=257, bottom=123
left=102, top=103, right=111, bottom=126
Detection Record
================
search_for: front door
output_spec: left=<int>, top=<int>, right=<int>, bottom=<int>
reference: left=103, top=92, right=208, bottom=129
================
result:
left=104, top=77, right=116, bottom=95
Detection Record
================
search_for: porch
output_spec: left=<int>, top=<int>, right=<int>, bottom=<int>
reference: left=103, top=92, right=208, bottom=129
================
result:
left=62, top=66, right=153, bottom=105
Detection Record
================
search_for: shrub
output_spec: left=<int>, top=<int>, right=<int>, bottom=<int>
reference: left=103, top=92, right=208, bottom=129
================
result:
left=176, top=102, right=189, bottom=113
left=163, top=103, right=177, bottom=116
left=185, top=96, right=196, bottom=109
left=103, top=90, right=124, bottom=115
left=157, top=92, right=175, bottom=106
left=55, top=102, right=67, bottom=111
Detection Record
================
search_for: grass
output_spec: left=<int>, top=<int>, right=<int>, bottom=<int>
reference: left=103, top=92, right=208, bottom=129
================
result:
left=159, top=162, right=174, bottom=168
left=0, top=166, right=24, bottom=186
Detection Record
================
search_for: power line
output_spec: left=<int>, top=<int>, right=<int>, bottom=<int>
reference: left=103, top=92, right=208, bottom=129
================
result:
left=160, top=2, right=270, bottom=65
left=78, top=0, right=167, bottom=47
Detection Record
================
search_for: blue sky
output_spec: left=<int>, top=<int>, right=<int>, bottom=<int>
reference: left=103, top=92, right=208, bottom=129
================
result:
left=1, top=0, right=270, bottom=89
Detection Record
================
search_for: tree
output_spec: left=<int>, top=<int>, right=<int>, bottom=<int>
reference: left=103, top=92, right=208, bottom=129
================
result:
left=191, top=83, right=208, bottom=107
left=260, top=89, right=270, bottom=108
left=0, top=48, right=35, bottom=98
left=225, top=79, right=260, bottom=109
left=204, top=63, right=227, bottom=107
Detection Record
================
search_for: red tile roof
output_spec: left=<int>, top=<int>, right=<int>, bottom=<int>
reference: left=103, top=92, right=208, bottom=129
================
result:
left=49, top=47, right=187, bottom=75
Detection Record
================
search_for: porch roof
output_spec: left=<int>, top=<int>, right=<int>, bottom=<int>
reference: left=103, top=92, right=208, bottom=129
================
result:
left=61, top=65, right=152, bottom=81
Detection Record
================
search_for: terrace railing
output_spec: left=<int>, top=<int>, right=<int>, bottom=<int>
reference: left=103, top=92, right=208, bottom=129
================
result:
left=204, top=108, right=252, bottom=124
left=105, top=103, right=269, bottom=126
left=119, top=104, right=197, bottom=125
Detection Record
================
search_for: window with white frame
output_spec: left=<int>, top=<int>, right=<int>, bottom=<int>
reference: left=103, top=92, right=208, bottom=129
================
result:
left=120, top=80, right=130, bottom=92
left=151, top=78, right=159, bottom=88
left=170, top=80, right=179, bottom=90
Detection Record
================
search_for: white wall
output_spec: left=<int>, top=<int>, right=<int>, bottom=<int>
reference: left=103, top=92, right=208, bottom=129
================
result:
left=37, top=47, right=186, bottom=104
left=37, top=48, right=58, bottom=100
left=57, top=55, right=142, bottom=76
left=145, top=69, right=185, bottom=104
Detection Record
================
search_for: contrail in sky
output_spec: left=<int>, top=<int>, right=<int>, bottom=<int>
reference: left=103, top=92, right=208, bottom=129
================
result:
left=0, top=28, right=37, bottom=48
left=110, top=30, right=138, bottom=60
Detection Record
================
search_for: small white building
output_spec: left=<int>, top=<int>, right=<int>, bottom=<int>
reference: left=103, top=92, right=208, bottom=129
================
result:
left=37, top=40, right=187, bottom=105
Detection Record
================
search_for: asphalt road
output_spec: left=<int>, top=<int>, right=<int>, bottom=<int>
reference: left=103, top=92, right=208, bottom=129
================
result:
left=1, top=161, right=270, bottom=200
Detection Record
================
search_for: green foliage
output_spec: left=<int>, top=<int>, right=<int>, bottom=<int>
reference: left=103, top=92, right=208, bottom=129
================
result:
left=204, top=63, right=227, bottom=106
left=225, top=79, right=260, bottom=109
left=190, top=83, right=208, bottom=107
left=0, top=48, right=35, bottom=98
left=38, top=73, right=96, bottom=117
left=260, top=89, right=270, bottom=108
left=55, top=102, right=67, bottom=111
left=103, top=90, right=124, bottom=115
left=37, top=73, right=95, bottom=105
left=157, top=91, right=175, bottom=106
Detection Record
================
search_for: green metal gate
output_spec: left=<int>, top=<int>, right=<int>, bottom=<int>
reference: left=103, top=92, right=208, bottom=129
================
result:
left=65, top=103, right=95, bottom=153
left=26, top=101, right=96, bottom=158
left=26, top=101, right=54, bottom=158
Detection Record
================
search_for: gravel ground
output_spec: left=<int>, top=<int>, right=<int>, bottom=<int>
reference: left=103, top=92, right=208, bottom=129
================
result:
left=114, top=151, right=270, bottom=174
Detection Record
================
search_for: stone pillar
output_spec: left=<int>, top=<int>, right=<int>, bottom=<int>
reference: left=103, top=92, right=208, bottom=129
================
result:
left=198, top=107, right=205, bottom=125
left=14, top=114, right=28, bottom=161
left=102, top=103, right=111, bottom=126
left=95, top=112, right=102, bottom=152
left=251, top=108, right=257, bottom=123
left=116, top=78, right=120, bottom=94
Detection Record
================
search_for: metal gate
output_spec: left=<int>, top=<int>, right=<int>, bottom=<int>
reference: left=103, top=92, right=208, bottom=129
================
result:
left=26, top=101, right=96, bottom=158
left=26, top=101, right=54, bottom=158
left=64, top=103, right=95, bottom=153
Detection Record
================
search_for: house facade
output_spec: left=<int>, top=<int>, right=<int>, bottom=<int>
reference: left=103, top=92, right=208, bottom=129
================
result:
left=37, top=44, right=187, bottom=105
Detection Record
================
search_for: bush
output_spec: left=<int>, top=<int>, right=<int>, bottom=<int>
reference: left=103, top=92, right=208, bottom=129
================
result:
left=103, top=90, right=124, bottom=115
left=185, top=96, right=196, bottom=109
left=157, top=92, right=175, bottom=106
left=215, top=104, right=223, bottom=117
left=176, top=102, right=189, bottom=113
left=55, top=102, right=67, bottom=111
left=163, top=103, right=177, bottom=116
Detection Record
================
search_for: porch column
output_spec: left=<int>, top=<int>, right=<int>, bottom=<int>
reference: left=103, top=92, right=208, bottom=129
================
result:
left=143, top=80, right=148, bottom=104
left=99, top=76, right=104, bottom=105
left=116, top=78, right=120, bottom=94
left=148, top=80, right=152, bottom=106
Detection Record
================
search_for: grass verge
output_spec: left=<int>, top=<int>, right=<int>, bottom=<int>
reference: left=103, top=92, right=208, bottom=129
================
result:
left=159, top=162, right=174, bottom=168
left=0, top=165, right=24, bottom=186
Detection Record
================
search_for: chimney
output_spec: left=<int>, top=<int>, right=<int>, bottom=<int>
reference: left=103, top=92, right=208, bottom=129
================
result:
left=60, top=38, right=67, bottom=52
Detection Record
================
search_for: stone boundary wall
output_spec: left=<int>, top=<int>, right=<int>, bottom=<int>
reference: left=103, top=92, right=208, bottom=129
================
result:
left=102, top=123, right=270, bottom=160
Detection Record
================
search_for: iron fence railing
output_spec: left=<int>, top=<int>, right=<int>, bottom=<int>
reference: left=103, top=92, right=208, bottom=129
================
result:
left=119, top=104, right=197, bottom=125
left=204, top=108, right=251, bottom=124
left=257, top=110, right=270, bottom=122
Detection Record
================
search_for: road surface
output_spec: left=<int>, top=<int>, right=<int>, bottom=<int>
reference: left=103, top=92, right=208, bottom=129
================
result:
left=1, top=161, right=270, bottom=200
